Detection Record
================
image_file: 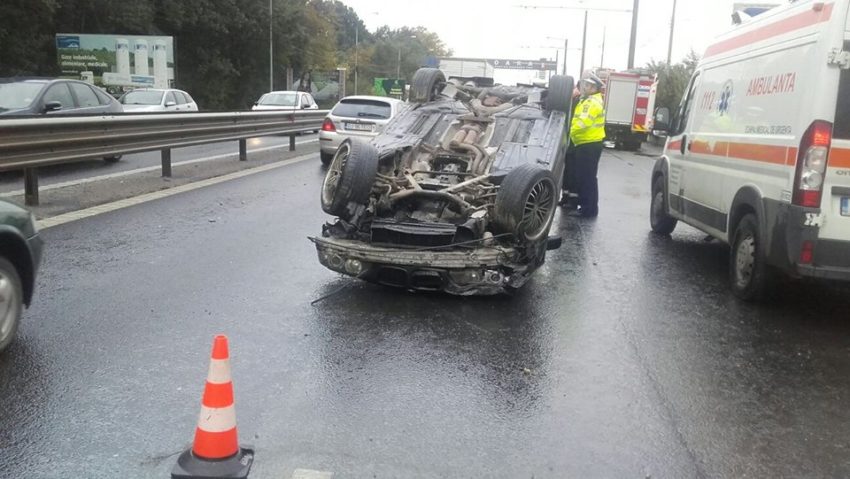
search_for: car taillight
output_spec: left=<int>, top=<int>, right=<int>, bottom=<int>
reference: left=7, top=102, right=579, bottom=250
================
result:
left=793, top=120, right=832, bottom=208
left=321, top=118, right=336, bottom=132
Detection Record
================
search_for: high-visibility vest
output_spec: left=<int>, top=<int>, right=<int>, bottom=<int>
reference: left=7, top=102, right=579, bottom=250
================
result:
left=570, top=93, right=606, bottom=146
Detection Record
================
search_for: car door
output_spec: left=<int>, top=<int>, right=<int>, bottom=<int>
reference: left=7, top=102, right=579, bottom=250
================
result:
left=41, top=83, right=77, bottom=114
left=164, top=91, right=179, bottom=111
left=68, top=82, right=106, bottom=114
left=665, top=72, right=702, bottom=224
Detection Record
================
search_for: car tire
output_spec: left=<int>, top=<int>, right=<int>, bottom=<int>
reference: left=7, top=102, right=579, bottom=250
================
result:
left=320, top=151, right=334, bottom=166
left=103, top=155, right=122, bottom=163
left=729, top=213, right=774, bottom=301
left=410, top=68, right=446, bottom=103
left=321, top=139, right=378, bottom=219
left=650, top=176, right=677, bottom=235
left=545, top=75, right=575, bottom=113
left=494, top=164, right=558, bottom=243
left=0, top=256, right=23, bottom=354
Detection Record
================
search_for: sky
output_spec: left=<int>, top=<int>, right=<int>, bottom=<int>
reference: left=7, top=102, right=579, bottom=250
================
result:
left=339, top=0, right=769, bottom=83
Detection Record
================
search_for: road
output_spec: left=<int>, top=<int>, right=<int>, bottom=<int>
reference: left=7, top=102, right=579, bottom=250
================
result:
left=2, top=147, right=850, bottom=478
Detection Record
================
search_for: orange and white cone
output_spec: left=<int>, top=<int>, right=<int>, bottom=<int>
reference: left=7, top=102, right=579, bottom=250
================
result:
left=172, top=335, right=254, bottom=479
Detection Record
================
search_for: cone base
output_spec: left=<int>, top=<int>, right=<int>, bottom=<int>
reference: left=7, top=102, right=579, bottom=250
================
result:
left=171, top=446, right=254, bottom=479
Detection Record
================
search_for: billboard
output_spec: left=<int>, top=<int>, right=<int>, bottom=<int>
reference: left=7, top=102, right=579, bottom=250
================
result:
left=55, top=33, right=175, bottom=92
left=373, top=79, right=405, bottom=99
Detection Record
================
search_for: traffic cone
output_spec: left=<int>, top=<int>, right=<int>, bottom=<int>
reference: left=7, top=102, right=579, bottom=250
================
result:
left=172, top=335, right=254, bottom=479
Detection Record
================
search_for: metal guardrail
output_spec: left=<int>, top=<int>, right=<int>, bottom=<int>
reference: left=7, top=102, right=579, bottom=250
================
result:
left=0, top=110, right=328, bottom=205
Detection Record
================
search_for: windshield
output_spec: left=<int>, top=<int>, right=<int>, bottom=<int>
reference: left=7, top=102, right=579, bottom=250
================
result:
left=332, top=99, right=392, bottom=119
left=259, top=93, right=297, bottom=106
left=0, top=82, right=44, bottom=110
left=121, top=90, right=164, bottom=105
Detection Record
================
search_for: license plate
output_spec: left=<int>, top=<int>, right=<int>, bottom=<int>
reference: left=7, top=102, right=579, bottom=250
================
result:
left=345, top=122, right=373, bottom=132
left=842, top=197, right=850, bottom=216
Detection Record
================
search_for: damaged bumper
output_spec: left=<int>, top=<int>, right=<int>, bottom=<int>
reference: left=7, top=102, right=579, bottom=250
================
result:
left=310, top=236, right=530, bottom=295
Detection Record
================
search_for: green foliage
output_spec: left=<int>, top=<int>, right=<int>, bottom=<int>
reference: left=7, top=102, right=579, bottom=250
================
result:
left=645, top=50, right=701, bottom=114
left=0, top=0, right=452, bottom=108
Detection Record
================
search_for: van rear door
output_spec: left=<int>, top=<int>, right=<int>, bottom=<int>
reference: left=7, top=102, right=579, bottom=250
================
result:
left=822, top=38, right=850, bottom=243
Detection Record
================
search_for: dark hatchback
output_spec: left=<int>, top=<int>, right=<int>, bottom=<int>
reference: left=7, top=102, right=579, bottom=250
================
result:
left=0, top=78, right=123, bottom=116
left=0, top=199, right=43, bottom=353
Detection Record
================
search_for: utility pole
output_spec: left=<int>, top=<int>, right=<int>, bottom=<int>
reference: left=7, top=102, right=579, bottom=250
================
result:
left=628, top=0, right=639, bottom=69
left=600, top=24, right=607, bottom=68
left=580, top=10, right=587, bottom=76
left=354, top=28, right=359, bottom=94
left=564, top=38, right=568, bottom=75
left=667, top=0, right=677, bottom=65
left=269, top=0, right=273, bottom=91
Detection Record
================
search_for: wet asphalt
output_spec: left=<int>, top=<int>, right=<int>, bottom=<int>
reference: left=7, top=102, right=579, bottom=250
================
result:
left=2, top=148, right=850, bottom=478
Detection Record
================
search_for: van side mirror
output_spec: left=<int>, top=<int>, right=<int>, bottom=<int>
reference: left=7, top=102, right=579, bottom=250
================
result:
left=653, top=107, right=671, bottom=132
left=43, top=101, right=63, bottom=112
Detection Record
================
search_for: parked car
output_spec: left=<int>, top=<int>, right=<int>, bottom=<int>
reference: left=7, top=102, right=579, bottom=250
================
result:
left=319, top=95, right=404, bottom=165
left=650, top=0, right=850, bottom=300
left=0, top=77, right=124, bottom=162
left=119, top=88, right=199, bottom=112
left=0, top=199, right=43, bottom=353
left=312, top=68, right=575, bottom=295
left=252, top=91, right=318, bottom=111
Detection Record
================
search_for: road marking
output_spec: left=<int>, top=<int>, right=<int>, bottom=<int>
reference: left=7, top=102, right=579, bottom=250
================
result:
left=291, top=469, right=334, bottom=479
left=36, top=152, right=316, bottom=230
left=0, top=139, right=318, bottom=198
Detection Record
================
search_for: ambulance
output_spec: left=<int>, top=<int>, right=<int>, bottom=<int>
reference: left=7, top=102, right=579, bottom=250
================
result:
left=650, top=0, right=850, bottom=300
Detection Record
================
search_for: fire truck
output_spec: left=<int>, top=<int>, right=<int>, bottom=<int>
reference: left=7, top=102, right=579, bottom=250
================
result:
left=597, top=69, right=658, bottom=151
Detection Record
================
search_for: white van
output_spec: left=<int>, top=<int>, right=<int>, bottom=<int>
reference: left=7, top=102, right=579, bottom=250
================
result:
left=650, top=0, right=850, bottom=300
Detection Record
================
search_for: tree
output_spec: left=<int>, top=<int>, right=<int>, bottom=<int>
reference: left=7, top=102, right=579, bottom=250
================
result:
left=645, top=50, right=700, bottom=114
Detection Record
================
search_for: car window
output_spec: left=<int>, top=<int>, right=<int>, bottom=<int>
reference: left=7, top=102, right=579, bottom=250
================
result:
left=174, top=91, right=188, bottom=104
left=165, top=91, right=177, bottom=105
left=300, top=94, right=311, bottom=108
left=259, top=92, right=297, bottom=107
left=0, top=82, right=44, bottom=110
left=181, top=91, right=195, bottom=105
left=121, top=90, right=164, bottom=105
left=672, top=73, right=701, bottom=136
left=306, top=94, right=315, bottom=106
left=43, top=83, right=76, bottom=109
left=331, top=99, right=392, bottom=119
left=70, top=83, right=100, bottom=108
left=93, top=88, right=115, bottom=105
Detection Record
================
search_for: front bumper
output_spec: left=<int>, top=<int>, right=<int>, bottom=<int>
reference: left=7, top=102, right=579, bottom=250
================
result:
left=310, top=236, right=528, bottom=295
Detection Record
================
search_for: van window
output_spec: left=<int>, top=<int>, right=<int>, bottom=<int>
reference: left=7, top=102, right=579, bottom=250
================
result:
left=672, top=73, right=701, bottom=136
left=834, top=42, right=850, bottom=139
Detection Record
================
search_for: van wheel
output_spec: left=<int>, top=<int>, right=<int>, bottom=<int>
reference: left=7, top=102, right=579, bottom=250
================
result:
left=321, top=139, right=378, bottom=220
left=729, top=213, right=773, bottom=301
left=650, top=177, right=677, bottom=235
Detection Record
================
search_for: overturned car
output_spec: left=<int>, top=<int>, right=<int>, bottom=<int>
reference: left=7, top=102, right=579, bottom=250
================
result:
left=311, top=68, right=575, bottom=295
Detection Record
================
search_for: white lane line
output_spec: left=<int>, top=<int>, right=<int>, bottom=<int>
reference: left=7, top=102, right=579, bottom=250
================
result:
left=0, top=139, right=319, bottom=198
left=291, top=469, right=334, bottom=479
left=36, top=152, right=316, bottom=230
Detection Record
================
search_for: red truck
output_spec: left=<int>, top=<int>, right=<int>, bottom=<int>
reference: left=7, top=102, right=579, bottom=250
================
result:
left=597, top=70, right=658, bottom=151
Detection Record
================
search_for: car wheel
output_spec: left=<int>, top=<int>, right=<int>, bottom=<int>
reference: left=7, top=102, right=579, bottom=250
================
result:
left=320, top=151, right=334, bottom=166
left=729, top=213, right=773, bottom=301
left=494, top=164, right=558, bottom=243
left=650, top=176, right=677, bottom=235
left=410, top=68, right=446, bottom=103
left=103, top=155, right=122, bottom=163
left=0, top=257, right=23, bottom=354
left=545, top=75, right=575, bottom=113
left=321, top=139, right=379, bottom=219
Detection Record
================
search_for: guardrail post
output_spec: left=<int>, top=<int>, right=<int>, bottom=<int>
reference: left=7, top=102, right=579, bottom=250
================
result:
left=289, top=135, right=296, bottom=152
left=161, top=148, right=172, bottom=177
left=24, top=168, right=39, bottom=206
left=239, top=139, right=247, bottom=161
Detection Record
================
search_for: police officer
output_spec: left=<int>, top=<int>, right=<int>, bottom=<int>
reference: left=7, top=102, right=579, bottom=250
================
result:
left=564, top=73, right=606, bottom=217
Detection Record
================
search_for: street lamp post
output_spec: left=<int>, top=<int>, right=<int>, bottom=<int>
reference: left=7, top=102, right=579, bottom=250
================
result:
left=269, top=0, right=273, bottom=91
left=397, top=34, right=416, bottom=80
